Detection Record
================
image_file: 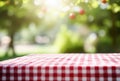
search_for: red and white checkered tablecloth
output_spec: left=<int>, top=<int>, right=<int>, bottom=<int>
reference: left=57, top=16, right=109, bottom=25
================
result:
left=0, top=54, right=120, bottom=81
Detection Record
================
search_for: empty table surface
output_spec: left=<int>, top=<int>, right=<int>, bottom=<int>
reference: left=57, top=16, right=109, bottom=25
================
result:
left=0, top=54, right=120, bottom=81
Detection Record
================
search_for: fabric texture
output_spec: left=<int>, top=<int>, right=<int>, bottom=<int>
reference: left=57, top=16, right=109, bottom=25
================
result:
left=0, top=54, right=120, bottom=81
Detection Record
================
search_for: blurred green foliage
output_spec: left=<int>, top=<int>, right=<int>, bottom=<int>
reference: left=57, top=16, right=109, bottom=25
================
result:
left=68, top=0, right=120, bottom=53
left=0, top=0, right=120, bottom=56
left=96, top=36, right=113, bottom=53
left=54, top=26, right=84, bottom=53
left=0, top=0, right=41, bottom=56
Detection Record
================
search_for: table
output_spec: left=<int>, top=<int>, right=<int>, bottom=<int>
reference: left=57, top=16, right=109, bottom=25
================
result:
left=0, top=54, right=120, bottom=81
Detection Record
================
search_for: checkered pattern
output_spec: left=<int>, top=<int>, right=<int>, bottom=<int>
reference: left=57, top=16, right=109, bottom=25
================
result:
left=0, top=54, right=120, bottom=81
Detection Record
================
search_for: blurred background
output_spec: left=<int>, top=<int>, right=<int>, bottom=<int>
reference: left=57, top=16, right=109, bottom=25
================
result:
left=0, top=0, right=120, bottom=60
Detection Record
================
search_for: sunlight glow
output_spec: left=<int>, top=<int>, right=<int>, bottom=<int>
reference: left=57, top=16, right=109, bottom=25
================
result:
left=62, top=6, right=70, bottom=12
left=34, top=0, right=71, bottom=22
left=34, top=0, right=41, bottom=6
left=45, top=0, right=63, bottom=10
left=34, top=0, right=64, bottom=10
